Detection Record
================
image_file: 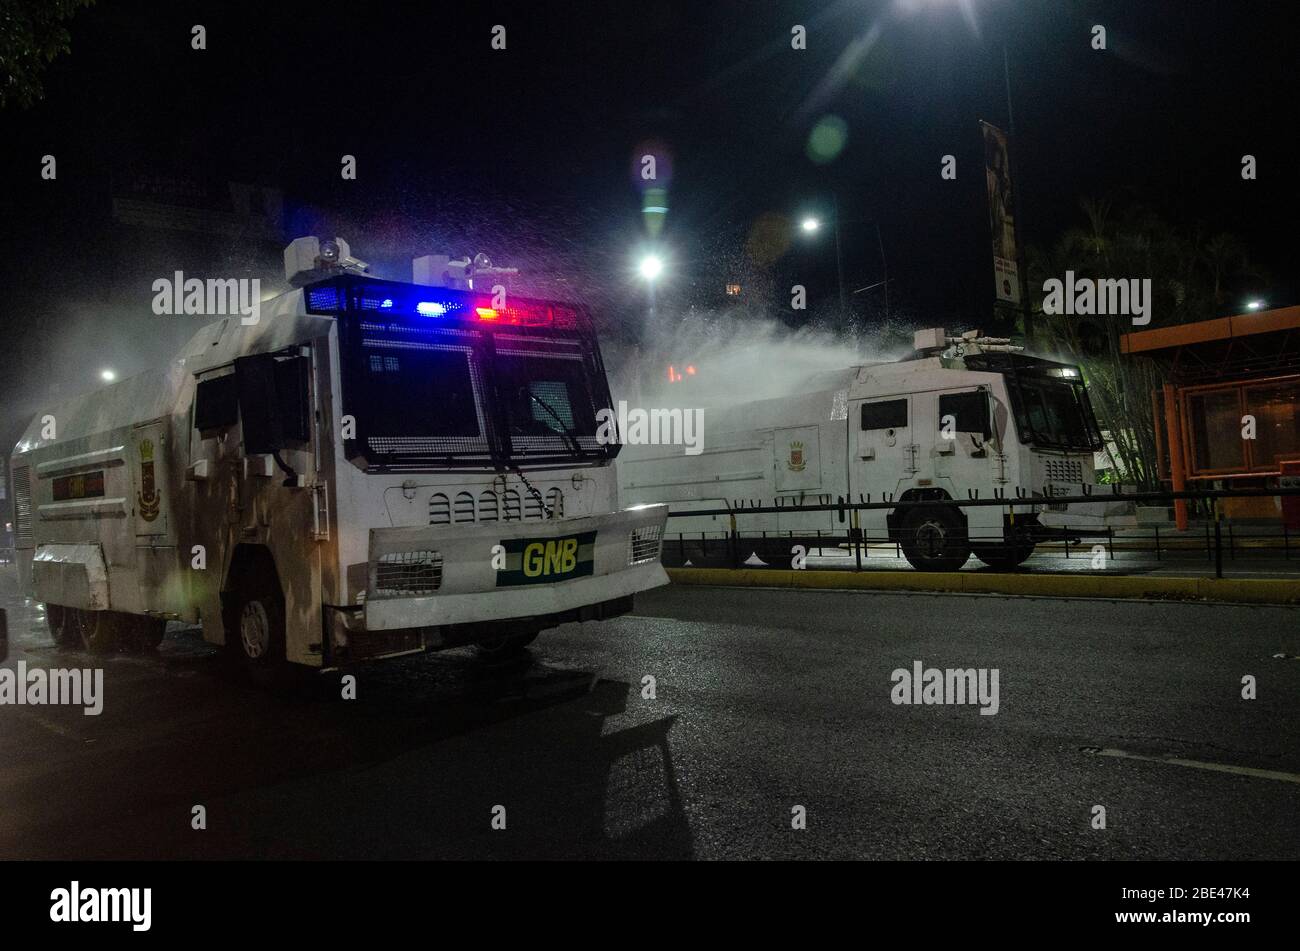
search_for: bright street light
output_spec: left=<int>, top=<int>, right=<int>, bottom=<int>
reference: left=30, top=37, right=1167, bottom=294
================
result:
left=800, top=217, right=821, bottom=234
left=100, top=369, right=117, bottom=382
left=638, top=254, right=664, bottom=281
left=1246, top=299, right=1266, bottom=311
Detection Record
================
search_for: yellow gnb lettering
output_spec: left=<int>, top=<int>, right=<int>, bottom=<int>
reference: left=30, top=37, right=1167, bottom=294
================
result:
left=522, top=537, right=579, bottom=577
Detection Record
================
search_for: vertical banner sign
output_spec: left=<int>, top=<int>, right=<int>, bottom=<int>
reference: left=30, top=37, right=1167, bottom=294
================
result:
left=981, top=121, right=1021, bottom=306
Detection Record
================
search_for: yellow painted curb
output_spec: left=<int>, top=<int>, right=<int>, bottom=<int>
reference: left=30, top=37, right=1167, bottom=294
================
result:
left=665, top=567, right=1300, bottom=605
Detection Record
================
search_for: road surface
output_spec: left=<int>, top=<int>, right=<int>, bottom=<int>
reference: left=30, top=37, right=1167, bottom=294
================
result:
left=1, top=566, right=1296, bottom=860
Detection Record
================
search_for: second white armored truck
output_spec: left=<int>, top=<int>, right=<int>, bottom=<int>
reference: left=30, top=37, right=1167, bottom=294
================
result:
left=619, top=329, right=1103, bottom=570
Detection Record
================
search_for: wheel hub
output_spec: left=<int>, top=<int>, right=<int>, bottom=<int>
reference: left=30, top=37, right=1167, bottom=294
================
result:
left=917, top=519, right=947, bottom=557
left=240, top=601, right=271, bottom=659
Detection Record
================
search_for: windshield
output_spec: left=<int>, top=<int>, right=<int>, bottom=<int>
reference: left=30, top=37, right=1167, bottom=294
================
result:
left=1005, top=375, right=1103, bottom=452
left=495, top=353, right=603, bottom=458
left=363, top=347, right=482, bottom=439
left=337, top=309, right=613, bottom=469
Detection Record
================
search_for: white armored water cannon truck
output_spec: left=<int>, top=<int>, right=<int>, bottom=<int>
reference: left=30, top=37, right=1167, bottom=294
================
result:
left=9, top=237, right=669, bottom=666
left=619, top=328, right=1103, bottom=570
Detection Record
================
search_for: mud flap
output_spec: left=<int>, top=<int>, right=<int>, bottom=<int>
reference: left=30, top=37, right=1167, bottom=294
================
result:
left=32, top=543, right=111, bottom=610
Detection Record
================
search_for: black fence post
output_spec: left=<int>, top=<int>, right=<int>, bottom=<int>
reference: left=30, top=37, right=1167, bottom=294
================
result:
left=1154, top=525, right=1161, bottom=562
left=852, top=510, right=863, bottom=572
left=1213, top=502, right=1224, bottom=579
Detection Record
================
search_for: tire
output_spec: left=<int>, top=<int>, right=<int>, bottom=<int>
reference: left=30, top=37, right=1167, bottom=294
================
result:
left=121, top=616, right=167, bottom=652
left=224, top=584, right=286, bottom=669
left=64, top=609, right=126, bottom=653
left=899, top=507, right=970, bottom=572
left=973, top=544, right=1035, bottom=570
left=474, top=631, right=539, bottom=660
left=45, top=604, right=76, bottom=647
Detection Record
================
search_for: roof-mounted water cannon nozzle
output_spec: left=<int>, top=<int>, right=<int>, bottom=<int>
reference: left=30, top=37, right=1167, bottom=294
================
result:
left=914, top=327, right=1024, bottom=359
left=913, top=328, right=947, bottom=355
left=941, top=329, right=1024, bottom=358
left=412, top=252, right=520, bottom=291
left=285, top=236, right=369, bottom=286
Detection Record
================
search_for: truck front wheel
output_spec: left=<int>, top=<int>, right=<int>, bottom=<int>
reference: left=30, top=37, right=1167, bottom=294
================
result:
left=899, top=508, right=970, bottom=572
left=475, top=631, right=539, bottom=660
left=224, top=587, right=286, bottom=669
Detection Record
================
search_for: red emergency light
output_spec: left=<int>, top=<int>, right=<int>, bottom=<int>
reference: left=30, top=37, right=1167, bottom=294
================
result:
left=473, top=297, right=557, bottom=326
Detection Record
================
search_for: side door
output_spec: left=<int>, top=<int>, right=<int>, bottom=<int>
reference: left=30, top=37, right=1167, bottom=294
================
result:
left=853, top=396, right=915, bottom=499
left=933, top=387, right=994, bottom=490
left=773, top=425, right=833, bottom=534
left=130, top=419, right=178, bottom=614
left=130, top=420, right=174, bottom=542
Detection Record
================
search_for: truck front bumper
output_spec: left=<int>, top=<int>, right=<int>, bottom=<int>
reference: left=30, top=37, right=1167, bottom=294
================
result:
left=356, top=504, right=669, bottom=634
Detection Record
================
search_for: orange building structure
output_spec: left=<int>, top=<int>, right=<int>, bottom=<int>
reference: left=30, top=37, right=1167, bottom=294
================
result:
left=1121, top=306, right=1300, bottom=529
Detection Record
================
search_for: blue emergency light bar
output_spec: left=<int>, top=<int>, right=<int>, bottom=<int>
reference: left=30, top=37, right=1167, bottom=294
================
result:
left=304, top=277, right=585, bottom=330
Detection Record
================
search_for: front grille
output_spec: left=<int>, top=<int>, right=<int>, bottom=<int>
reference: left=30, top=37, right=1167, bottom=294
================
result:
left=12, top=465, right=33, bottom=546
left=453, top=492, right=475, bottom=523
left=629, top=525, right=663, bottom=565
left=1044, top=459, right=1083, bottom=483
left=429, top=493, right=450, bottom=524
left=426, top=487, right=564, bottom=524
left=375, top=550, right=443, bottom=595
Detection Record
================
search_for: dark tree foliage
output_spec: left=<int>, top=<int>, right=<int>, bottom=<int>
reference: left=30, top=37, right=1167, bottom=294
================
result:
left=0, top=0, right=94, bottom=110
left=1028, top=197, right=1264, bottom=487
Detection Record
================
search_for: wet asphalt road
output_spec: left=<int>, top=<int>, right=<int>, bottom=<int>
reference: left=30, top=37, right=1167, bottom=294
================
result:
left=1, top=566, right=1297, bottom=860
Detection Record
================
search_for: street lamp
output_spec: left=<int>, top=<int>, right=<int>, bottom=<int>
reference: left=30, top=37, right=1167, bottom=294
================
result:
left=638, top=253, right=664, bottom=281
left=100, top=369, right=116, bottom=383
left=1246, top=299, right=1266, bottom=311
left=798, top=197, right=888, bottom=323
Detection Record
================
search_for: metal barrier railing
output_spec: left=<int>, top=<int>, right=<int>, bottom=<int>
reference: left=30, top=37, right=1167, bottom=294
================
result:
left=663, top=486, right=1300, bottom=578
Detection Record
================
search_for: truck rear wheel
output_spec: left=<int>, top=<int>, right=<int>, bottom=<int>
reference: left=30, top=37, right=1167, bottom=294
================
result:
left=45, top=604, right=76, bottom=647
left=475, top=631, right=538, bottom=660
left=121, top=616, right=167, bottom=652
left=64, top=609, right=126, bottom=653
left=899, top=507, right=970, bottom=572
left=973, top=544, right=1035, bottom=570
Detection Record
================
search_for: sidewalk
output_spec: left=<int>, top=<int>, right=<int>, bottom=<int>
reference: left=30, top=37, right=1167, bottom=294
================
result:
left=668, top=565, right=1300, bottom=605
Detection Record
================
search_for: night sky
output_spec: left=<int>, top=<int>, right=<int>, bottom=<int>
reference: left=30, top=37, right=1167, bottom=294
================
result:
left=1, top=0, right=1296, bottom=453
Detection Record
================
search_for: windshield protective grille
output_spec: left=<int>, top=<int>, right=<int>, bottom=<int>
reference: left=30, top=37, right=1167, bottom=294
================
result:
left=962, top=353, right=1103, bottom=452
left=332, top=279, right=614, bottom=470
